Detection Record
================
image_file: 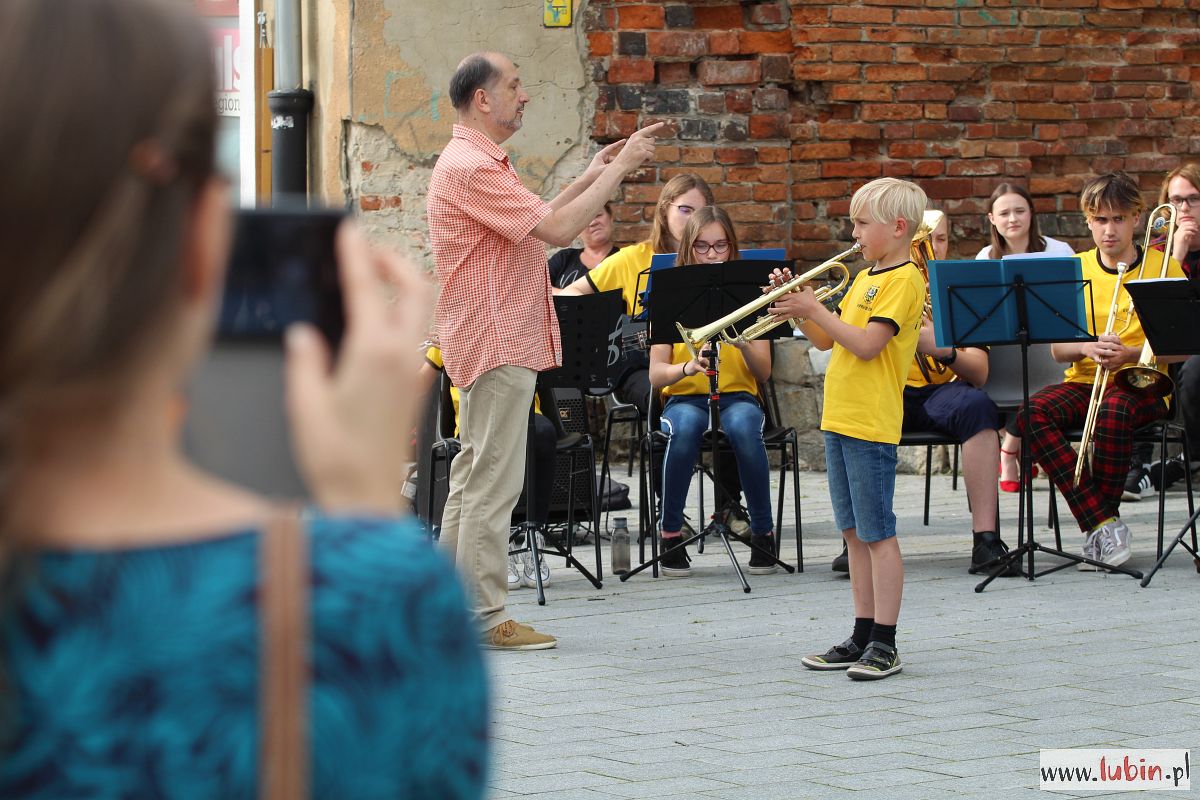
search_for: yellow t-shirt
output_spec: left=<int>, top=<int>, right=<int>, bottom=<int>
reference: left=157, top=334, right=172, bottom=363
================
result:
left=1064, top=247, right=1184, bottom=386
left=821, top=262, right=925, bottom=444
left=586, top=240, right=656, bottom=316
left=660, top=342, right=761, bottom=400
left=425, top=346, right=540, bottom=436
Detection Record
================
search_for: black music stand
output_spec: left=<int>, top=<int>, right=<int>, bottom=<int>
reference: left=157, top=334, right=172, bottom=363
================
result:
left=619, top=259, right=795, bottom=592
left=1124, top=278, right=1200, bottom=586
left=924, top=259, right=1139, bottom=590
left=512, top=292, right=621, bottom=604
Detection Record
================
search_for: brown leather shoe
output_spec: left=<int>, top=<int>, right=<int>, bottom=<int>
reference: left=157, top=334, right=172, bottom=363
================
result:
left=481, top=620, right=557, bottom=651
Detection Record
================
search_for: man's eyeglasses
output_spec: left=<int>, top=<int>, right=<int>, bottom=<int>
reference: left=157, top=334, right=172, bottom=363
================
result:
left=1168, top=194, right=1200, bottom=210
left=693, top=240, right=730, bottom=255
left=669, top=203, right=696, bottom=215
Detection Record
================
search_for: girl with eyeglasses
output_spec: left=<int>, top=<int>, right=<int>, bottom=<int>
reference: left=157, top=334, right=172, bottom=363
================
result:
left=647, top=207, right=778, bottom=577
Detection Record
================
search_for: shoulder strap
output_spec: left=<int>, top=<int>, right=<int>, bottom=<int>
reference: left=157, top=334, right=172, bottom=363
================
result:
left=260, top=507, right=310, bottom=800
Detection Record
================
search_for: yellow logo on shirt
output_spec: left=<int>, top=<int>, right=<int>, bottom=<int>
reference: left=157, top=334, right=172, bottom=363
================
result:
left=857, top=285, right=880, bottom=311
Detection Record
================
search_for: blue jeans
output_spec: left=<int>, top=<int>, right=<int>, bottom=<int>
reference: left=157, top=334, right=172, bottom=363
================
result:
left=659, top=393, right=772, bottom=535
left=823, top=430, right=898, bottom=543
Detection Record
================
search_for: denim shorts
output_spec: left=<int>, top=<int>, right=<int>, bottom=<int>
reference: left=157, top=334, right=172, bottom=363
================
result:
left=823, top=430, right=898, bottom=543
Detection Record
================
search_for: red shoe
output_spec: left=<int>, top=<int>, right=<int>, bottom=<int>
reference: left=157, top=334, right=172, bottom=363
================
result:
left=999, top=448, right=1037, bottom=493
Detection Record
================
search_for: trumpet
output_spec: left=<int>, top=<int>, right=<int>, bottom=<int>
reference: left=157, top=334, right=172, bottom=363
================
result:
left=1075, top=260, right=1130, bottom=485
left=1112, top=204, right=1178, bottom=397
left=675, top=243, right=860, bottom=359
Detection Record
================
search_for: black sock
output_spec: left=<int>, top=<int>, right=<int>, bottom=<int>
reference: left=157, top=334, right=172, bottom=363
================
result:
left=852, top=617, right=874, bottom=650
left=869, top=622, right=897, bottom=650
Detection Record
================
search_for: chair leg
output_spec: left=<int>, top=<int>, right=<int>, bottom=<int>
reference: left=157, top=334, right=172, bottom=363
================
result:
left=923, top=444, right=932, bottom=526
left=792, top=440, right=804, bottom=571
left=952, top=444, right=960, bottom=492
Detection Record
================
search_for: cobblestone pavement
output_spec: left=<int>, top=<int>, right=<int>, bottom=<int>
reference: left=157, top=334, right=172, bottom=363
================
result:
left=486, top=468, right=1200, bottom=799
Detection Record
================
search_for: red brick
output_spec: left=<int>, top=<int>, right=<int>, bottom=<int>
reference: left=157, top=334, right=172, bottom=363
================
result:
left=658, top=62, right=691, bottom=84
left=822, top=161, right=883, bottom=178
left=1053, top=84, right=1093, bottom=102
left=715, top=147, right=757, bottom=165
left=617, top=4, right=665, bottom=28
left=761, top=55, right=791, bottom=82
left=947, top=159, right=1003, bottom=177
left=960, top=8, right=1018, bottom=26
left=863, top=26, right=924, bottom=45
left=883, top=161, right=914, bottom=178
left=794, top=63, right=862, bottom=81
left=754, top=183, right=789, bottom=202
left=647, top=31, right=707, bottom=58
left=749, top=113, right=790, bottom=139
left=712, top=185, right=754, bottom=203
left=1021, top=8, right=1083, bottom=25
left=792, top=180, right=851, bottom=200
left=795, top=27, right=866, bottom=43
left=693, top=4, right=743, bottom=28
left=988, top=29, right=1036, bottom=46
left=749, top=3, right=787, bottom=25
left=728, top=204, right=782, bottom=223
left=860, top=103, right=924, bottom=121
left=865, top=64, right=927, bottom=82
left=831, top=44, right=894, bottom=62
left=707, top=31, right=740, bottom=55
left=587, top=32, right=613, bottom=57
left=697, top=92, right=725, bottom=113
left=830, top=6, right=893, bottom=23
left=815, top=122, right=882, bottom=140
left=738, top=31, right=793, bottom=54
left=914, top=122, right=961, bottom=139
left=922, top=178, right=976, bottom=199
left=912, top=161, right=945, bottom=177
left=829, top=84, right=893, bottom=102
left=896, top=84, right=956, bottom=102
left=725, top=89, right=753, bottom=113
left=698, top=59, right=761, bottom=86
left=895, top=9, right=955, bottom=25
left=792, top=142, right=853, bottom=160
left=726, top=165, right=788, bottom=182
left=681, top=146, right=714, bottom=165
left=607, top=59, right=655, bottom=83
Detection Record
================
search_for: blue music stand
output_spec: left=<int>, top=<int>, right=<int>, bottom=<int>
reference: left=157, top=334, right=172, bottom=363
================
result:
left=926, top=258, right=1140, bottom=589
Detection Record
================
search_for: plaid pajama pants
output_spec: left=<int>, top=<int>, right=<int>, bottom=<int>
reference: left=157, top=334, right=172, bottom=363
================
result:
left=1015, top=381, right=1166, bottom=533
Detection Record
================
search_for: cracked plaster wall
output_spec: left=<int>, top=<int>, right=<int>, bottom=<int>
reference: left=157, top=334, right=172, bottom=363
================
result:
left=313, top=0, right=597, bottom=267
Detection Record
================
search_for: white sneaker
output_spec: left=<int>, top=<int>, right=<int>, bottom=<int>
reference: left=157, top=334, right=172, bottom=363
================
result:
left=507, top=554, right=522, bottom=590
left=1099, top=518, right=1132, bottom=567
left=1077, top=528, right=1102, bottom=571
left=521, top=532, right=551, bottom=588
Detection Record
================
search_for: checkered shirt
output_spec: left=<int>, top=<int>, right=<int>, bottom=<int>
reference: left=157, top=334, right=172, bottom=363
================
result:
left=427, top=124, right=560, bottom=388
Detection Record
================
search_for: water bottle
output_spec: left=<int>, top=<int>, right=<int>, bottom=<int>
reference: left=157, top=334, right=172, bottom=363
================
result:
left=611, top=517, right=631, bottom=575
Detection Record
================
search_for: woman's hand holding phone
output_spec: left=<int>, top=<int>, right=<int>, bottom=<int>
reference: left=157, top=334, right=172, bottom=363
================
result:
left=285, top=222, right=431, bottom=514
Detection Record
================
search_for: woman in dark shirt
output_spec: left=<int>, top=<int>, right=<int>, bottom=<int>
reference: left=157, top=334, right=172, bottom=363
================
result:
left=547, top=202, right=619, bottom=288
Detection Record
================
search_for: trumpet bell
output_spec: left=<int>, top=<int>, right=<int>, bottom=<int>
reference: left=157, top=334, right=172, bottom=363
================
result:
left=1113, top=366, right=1174, bottom=399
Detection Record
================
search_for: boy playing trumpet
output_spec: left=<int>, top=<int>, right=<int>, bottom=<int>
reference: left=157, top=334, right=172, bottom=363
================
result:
left=770, top=178, right=927, bottom=680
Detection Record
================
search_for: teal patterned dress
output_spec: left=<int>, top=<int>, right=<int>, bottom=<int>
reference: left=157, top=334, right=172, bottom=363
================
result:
left=0, top=515, right=488, bottom=799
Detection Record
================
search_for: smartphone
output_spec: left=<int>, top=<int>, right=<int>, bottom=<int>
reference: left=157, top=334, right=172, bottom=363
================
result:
left=182, top=206, right=347, bottom=499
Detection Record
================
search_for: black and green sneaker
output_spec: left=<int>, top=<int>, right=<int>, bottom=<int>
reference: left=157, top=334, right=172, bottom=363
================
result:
left=801, top=638, right=863, bottom=670
left=846, top=641, right=902, bottom=681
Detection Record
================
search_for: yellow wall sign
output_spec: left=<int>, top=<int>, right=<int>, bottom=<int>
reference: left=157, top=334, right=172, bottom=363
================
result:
left=544, top=0, right=571, bottom=27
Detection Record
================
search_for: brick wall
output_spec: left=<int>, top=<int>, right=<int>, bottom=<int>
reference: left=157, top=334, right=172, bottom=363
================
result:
left=584, top=0, right=1200, bottom=265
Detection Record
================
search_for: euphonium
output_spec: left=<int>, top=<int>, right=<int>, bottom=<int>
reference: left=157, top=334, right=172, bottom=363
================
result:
left=676, top=242, right=860, bottom=359
left=1112, top=204, right=1179, bottom=397
left=911, top=210, right=948, bottom=382
left=1074, top=261, right=1131, bottom=486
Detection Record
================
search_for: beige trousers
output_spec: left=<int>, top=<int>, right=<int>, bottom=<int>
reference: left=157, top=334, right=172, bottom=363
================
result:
left=439, top=365, right=537, bottom=630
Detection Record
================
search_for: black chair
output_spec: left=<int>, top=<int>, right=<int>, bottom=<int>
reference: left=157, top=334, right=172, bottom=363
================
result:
left=897, top=428, right=961, bottom=527
left=635, top=374, right=804, bottom=575
left=416, top=371, right=460, bottom=537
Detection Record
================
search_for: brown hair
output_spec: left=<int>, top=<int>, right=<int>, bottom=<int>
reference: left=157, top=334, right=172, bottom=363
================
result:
left=0, top=0, right=216, bottom=529
left=677, top=207, right=740, bottom=266
left=648, top=174, right=715, bottom=254
left=1080, top=171, right=1145, bottom=218
left=985, top=183, right=1046, bottom=259
left=1159, top=163, right=1200, bottom=206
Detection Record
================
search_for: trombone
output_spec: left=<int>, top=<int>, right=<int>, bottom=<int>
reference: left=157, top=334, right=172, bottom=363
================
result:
left=675, top=242, right=860, bottom=359
left=1073, top=203, right=1178, bottom=484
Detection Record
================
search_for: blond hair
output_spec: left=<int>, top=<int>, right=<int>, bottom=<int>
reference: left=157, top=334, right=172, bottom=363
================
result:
left=1080, top=171, right=1144, bottom=217
left=648, top=174, right=714, bottom=254
left=849, top=178, right=927, bottom=239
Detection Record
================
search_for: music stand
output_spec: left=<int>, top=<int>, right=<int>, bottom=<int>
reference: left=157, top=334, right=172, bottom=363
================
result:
left=1124, top=277, right=1200, bottom=586
left=513, top=292, right=621, bottom=604
left=926, top=258, right=1139, bottom=590
left=620, top=259, right=796, bottom=592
